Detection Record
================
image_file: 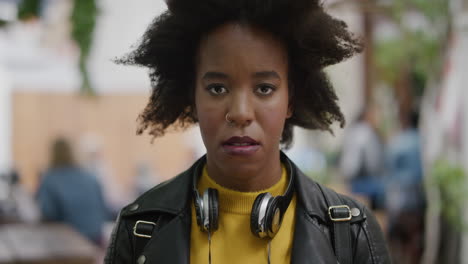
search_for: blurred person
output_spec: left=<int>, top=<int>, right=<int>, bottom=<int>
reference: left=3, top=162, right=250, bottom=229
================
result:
left=340, top=105, right=386, bottom=209
left=134, top=161, right=160, bottom=197
left=80, top=136, right=123, bottom=219
left=36, top=138, right=107, bottom=245
left=105, top=0, right=390, bottom=263
left=0, top=169, right=40, bottom=223
left=385, top=110, right=425, bottom=263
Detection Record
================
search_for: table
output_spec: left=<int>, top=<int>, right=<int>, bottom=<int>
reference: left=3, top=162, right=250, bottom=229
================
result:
left=0, top=223, right=98, bottom=264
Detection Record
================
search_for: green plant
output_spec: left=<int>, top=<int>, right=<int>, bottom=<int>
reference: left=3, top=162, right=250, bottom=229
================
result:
left=304, top=169, right=329, bottom=185
left=70, top=0, right=98, bottom=95
left=373, top=0, right=450, bottom=95
left=431, top=160, right=467, bottom=231
left=375, top=31, right=441, bottom=94
left=17, top=0, right=40, bottom=20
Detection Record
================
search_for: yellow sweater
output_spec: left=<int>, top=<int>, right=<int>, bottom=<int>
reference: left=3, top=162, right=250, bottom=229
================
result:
left=190, top=165, right=297, bottom=263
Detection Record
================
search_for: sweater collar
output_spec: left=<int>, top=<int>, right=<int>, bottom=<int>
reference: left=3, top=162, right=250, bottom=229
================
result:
left=198, top=163, right=288, bottom=214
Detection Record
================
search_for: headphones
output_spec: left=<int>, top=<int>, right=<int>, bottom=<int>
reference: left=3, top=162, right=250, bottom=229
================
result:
left=192, top=153, right=294, bottom=239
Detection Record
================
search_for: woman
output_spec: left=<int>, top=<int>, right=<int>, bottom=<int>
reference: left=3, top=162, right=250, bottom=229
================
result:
left=105, top=0, right=390, bottom=263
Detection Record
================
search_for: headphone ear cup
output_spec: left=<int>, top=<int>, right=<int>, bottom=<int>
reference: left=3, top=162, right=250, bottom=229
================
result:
left=250, top=193, right=268, bottom=237
left=264, top=197, right=281, bottom=237
left=207, top=188, right=219, bottom=231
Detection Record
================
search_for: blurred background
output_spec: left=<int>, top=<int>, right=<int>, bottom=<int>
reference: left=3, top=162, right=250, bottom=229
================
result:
left=0, top=0, right=466, bottom=263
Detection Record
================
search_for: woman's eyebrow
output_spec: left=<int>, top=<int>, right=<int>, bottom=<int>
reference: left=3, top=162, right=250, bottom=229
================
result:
left=252, top=71, right=281, bottom=80
left=202, top=71, right=229, bottom=80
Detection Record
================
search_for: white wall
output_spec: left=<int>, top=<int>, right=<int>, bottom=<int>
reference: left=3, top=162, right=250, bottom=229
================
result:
left=456, top=2, right=468, bottom=261
left=0, top=44, right=12, bottom=174
left=6, top=0, right=168, bottom=93
left=89, top=0, right=168, bottom=93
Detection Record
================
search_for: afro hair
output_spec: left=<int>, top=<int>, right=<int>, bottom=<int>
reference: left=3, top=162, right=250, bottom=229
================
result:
left=118, top=0, right=363, bottom=148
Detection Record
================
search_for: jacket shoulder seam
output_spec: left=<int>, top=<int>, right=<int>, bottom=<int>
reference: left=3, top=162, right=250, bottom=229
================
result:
left=105, top=212, right=124, bottom=263
left=362, top=220, right=379, bottom=263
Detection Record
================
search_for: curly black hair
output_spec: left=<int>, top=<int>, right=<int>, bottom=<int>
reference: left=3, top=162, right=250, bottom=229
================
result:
left=118, top=0, right=363, bottom=148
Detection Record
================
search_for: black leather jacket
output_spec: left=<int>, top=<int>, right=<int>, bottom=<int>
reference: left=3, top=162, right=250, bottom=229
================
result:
left=105, top=155, right=390, bottom=263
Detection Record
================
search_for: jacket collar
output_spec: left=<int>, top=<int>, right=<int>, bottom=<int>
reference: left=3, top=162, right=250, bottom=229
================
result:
left=122, top=152, right=330, bottom=222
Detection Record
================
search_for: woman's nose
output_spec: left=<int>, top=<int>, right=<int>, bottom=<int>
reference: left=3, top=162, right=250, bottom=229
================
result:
left=226, top=92, right=254, bottom=127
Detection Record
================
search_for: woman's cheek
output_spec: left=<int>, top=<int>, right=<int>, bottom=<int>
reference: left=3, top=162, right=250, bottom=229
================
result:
left=198, top=111, right=221, bottom=136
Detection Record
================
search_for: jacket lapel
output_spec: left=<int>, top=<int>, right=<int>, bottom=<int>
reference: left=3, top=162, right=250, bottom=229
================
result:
left=290, top=157, right=338, bottom=264
left=142, top=212, right=191, bottom=264
left=291, top=208, right=337, bottom=264
left=121, top=157, right=204, bottom=264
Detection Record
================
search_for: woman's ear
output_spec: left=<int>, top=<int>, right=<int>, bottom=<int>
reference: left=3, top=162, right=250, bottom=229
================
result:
left=286, top=103, right=293, bottom=119
left=190, top=86, right=198, bottom=120
left=191, top=103, right=198, bottom=121
left=286, top=81, right=294, bottom=119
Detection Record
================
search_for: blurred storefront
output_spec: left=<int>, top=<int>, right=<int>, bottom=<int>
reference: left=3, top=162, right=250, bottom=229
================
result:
left=1, top=0, right=204, bottom=204
left=420, top=0, right=468, bottom=263
left=1, top=0, right=467, bottom=263
left=1, top=1, right=204, bottom=262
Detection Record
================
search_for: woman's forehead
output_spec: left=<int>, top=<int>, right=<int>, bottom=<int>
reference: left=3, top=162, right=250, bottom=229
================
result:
left=196, top=23, right=288, bottom=76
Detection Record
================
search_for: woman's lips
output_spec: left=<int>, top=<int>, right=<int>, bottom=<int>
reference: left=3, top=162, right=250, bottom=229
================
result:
left=222, top=136, right=260, bottom=156
left=222, top=144, right=260, bottom=155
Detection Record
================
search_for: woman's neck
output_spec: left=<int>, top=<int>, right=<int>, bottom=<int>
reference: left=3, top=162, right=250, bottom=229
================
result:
left=205, top=154, right=283, bottom=192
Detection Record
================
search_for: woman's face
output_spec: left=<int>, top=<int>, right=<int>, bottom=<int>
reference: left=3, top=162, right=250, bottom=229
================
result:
left=195, top=23, right=291, bottom=182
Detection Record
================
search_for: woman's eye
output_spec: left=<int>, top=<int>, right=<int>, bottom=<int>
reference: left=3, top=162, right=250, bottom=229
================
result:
left=256, top=85, right=275, bottom=95
left=207, top=85, right=227, bottom=95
